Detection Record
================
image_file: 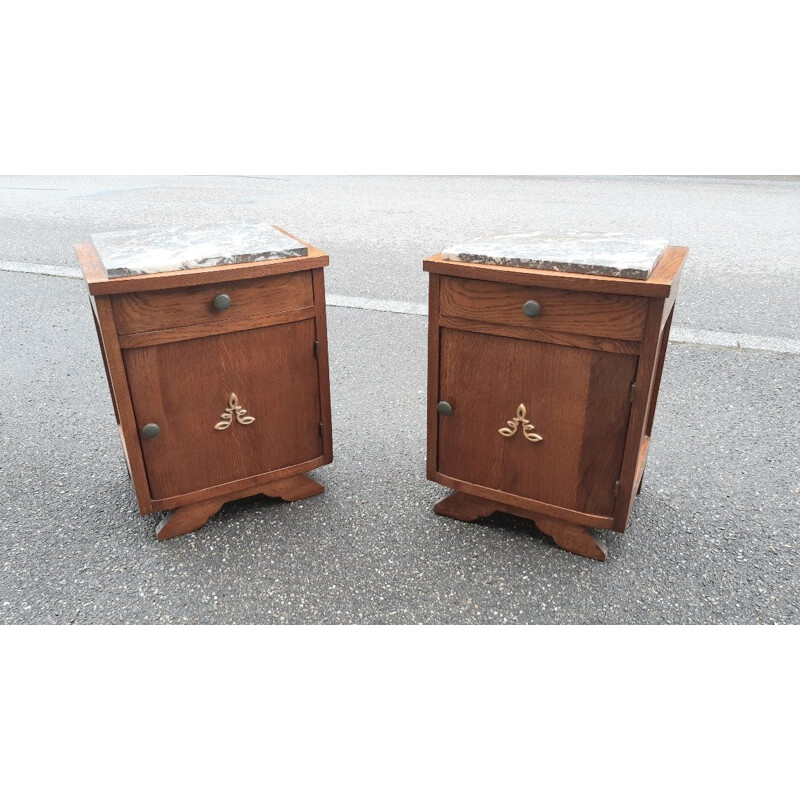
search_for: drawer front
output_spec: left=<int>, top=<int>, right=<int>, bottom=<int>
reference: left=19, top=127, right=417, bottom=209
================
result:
left=439, top=276, right=648, bottom=342
left=113, top=271, right=314, bottom=335
left=123, top=320, right=322, bottom=500
left=436, top=328, right=637, bottom=516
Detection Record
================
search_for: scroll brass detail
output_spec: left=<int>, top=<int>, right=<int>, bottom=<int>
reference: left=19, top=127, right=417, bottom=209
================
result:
left=215, top=393, right=255, bottom=431
left=498, top=404, right=542, bottom=442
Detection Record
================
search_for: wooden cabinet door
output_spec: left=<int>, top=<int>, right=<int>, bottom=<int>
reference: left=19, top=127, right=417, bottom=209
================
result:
left=123, top=319, right=322, bottom=500
left=437, top=329, right=637, bottom=517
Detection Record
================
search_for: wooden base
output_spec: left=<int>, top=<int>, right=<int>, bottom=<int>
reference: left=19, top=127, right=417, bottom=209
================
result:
left=155, top=473, right=324, bottom=541
left=433, top=490, right=608, bottom=561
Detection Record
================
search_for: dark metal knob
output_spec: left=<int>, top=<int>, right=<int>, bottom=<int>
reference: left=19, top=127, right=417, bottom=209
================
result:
left=141, top=423, right=161, bottom=439
left=523, top=300, right=541, bottom=317
left=213, top=293, right=232, bottom=311
left=437, top=401, right=453, bottom=416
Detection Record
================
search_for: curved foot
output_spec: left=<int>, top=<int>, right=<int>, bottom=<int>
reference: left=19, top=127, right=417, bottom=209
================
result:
left=261, top=474, right=324, bottom=502
left=533, top=516, right=607, bottom=561
left=434, top=491, right=497, bottom=522
left=433, top=491, right=608, bottom=561
left=156, top=498, right=224, bottom=541
left=156, top=473, right=325, bottom=541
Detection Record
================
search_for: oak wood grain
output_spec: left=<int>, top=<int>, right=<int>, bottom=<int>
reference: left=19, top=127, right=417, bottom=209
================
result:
left=439, top=276, right=648, bottom=341
left=438, top=314, right=641, bottom=355
left=437, top=329, right=636, bottom=516
left=124, top=320, right=323, bottom=500
left=612, top=297, right=666, bottom=531
left=117, top=306, right=315, bottom=349
left=150, top=456, right=327, bottom=512
left=312, top=268, right=334, bottom=463
left=431, top=472, right=614, bottom=529
left=426, top=273, right=441, bottom=480
left=92, top=294, right=154, bottom=514
left=112, top=271, right=313, bottom=335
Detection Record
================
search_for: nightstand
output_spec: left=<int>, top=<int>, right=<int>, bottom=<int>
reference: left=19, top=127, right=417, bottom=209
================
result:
left=77, top=225, right=332, bottom=541
left=424, top=234, right=687, bottom=560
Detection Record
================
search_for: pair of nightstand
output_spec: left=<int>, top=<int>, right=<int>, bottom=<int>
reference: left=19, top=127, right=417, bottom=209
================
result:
left=79, top=227, right=685, bottom=560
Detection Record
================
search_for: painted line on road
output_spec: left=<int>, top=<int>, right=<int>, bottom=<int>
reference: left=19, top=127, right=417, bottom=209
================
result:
left=0, top=260, right=82, bottom=278
left=2, top=262, right=798, bottom=356
left=328, top=294, right=800, bottom=355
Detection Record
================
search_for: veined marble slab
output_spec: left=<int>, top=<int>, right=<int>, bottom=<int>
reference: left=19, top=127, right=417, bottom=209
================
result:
left=442, top=231, right=669, bottom=280
left=92, top=221, right=308, bottom=278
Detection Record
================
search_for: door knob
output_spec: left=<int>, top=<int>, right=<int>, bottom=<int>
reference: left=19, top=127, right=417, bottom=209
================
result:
left=213, top=293, right=232, bottom=310
left=522, top=300, right=541, bottom=317
left=437, top=401, right=453, bottom=416
left=141, top=423, right=161, bottom=439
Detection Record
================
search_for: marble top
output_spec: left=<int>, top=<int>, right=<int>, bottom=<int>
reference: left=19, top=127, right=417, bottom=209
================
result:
left=92, top=221, right=308, bottom=278
left=442, top=231, right=669, bottom=280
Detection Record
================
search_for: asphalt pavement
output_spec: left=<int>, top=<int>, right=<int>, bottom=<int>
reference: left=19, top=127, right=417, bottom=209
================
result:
left=0, top=176, right=797, bottom=623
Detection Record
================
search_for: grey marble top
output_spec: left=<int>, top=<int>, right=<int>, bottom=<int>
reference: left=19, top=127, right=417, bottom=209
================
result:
left=92, top=221, right=308, bottom=278
left=442, top=231, right=669, bottom=280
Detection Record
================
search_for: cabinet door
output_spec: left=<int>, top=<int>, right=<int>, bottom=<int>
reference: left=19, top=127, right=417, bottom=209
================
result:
left=124, top=319, right=322, bottom=500
left=437, top=329, right=637, bottom=517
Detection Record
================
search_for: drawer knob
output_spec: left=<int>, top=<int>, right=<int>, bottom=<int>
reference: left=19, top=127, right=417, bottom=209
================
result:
left=213, top=293, right=232, bottom=311
left=141, top=423, right=161, bottom=439
left=522, top=300, right=541, bottom=318
left=437, top=401, right=453, bottom=416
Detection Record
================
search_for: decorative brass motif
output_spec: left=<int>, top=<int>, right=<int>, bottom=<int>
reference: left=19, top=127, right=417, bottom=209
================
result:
left=214, top=393, right=255, bottom=430
left=498, top=404, right=542, bottom=442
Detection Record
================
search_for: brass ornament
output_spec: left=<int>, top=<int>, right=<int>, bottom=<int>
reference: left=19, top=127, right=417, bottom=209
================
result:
left=214, top=393, right=255, bottom=430
left=498, top=404, right=542, bottom=443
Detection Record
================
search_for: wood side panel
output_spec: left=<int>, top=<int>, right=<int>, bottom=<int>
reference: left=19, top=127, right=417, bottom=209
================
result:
left=90, top=301, right=120, bottom=425
left=123, top=320, right=323, bottom=500
left=312, top=268, right=334, bottom=464
left=613, top=297, right=665, bottom=530
left=634, top=435, right=652, bottom=495
left=438, top=314, right=641, bottom=355
left=112, top=271, right=314, bottom=335
left=426, top=274, right=441, bottom=480
left=92, top=295, right=154, bottom=514
left=439, top=276, right=648, bottom=341
left=646, top=307, right=675, bottom=438
left=118, top=306, right=315, bottom=349
left=576, top=350, right=639, bottom=515
left=424, top=245, right=689, bottom=299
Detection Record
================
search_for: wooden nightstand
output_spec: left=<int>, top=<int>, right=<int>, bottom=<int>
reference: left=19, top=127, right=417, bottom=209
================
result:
left=77, top=227, right=332, bottom=540
left=424, top=241, right=687, bottom=560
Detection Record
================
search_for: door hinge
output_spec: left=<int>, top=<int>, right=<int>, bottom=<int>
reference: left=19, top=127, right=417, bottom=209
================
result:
left=319, top=422, right=324, bottom=438
left=314, top=340, right=319, bottom=358
left=628, top=382, right=637, bottom=403
left=613, top=480, right=620, bottom=497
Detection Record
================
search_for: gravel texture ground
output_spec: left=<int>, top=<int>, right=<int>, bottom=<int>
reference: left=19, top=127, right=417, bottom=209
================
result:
left=0, top=176, right=797, bottom=624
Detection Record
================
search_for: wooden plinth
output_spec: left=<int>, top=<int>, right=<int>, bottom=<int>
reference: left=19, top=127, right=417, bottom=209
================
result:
left=155, top=473, right=324, bottom=541
left=434, top=490, right=608, bottom=561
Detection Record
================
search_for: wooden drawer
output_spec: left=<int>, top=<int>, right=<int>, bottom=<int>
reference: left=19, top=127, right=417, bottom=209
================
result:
left=438, top=276, right=648, bottom=342
left=112, top=271, right=314, bottom=335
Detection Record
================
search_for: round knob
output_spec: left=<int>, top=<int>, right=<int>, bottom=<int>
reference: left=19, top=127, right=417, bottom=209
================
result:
left=213, top=293, right=232, bottom=311
left=141, top=423, right=161, bottom=439
left=437, top=401, right=453, bottom=416
left=523, top=300, right=541, bottom=317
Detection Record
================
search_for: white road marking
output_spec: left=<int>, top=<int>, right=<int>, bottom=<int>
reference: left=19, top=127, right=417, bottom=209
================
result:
left=2, top=263, right=798, bottom=356
left=0, top=260, right=81, bottom=278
